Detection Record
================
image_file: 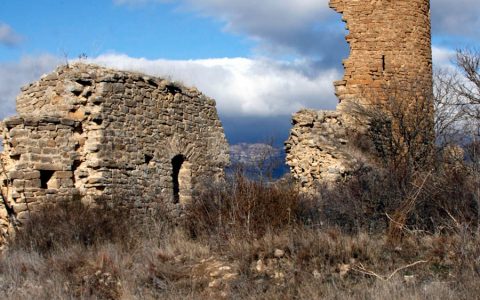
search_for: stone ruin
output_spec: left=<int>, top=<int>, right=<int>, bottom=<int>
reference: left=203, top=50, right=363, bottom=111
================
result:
left=0, top=63, right=230, bottom=245
left=0, top=0, right=436, bottom=244
left=286, top=0, right=433, bottom=191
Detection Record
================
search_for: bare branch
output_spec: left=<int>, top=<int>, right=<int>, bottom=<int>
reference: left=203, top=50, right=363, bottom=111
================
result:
left=352, top=260, right=429, bottom=281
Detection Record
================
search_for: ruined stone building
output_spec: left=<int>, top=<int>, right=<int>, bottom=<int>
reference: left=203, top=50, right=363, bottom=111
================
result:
left=286, top=0, right=433, bottom=190
left=0, top=63, right=229, bottom=243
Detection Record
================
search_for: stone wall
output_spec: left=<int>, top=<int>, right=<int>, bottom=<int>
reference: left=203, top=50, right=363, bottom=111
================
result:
left=285, top=110, right=361, bottom=191
left=0, top=63, right=229, bottom=245
left=286, top=0, right=433, bottom=190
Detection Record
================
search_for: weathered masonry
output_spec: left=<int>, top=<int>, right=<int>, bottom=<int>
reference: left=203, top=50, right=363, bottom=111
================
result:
left=286, top=0, right=433, bottom=191
left=0, top=63, right=229, bottom=243
left=330, top=0, right=432, bottom=110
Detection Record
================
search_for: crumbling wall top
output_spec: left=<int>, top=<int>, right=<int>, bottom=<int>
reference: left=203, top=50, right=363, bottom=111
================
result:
left=16, top=63, right=211, bottom=120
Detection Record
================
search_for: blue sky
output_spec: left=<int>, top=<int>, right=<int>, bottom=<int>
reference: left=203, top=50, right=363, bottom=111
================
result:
left=0, top=0, right=479, bottom=145
left=0, top=0, right=253, bottom=61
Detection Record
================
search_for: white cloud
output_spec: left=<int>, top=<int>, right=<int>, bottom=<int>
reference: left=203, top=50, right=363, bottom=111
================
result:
left=112, top=0, right=480, bottom=70
left=0, top=44, right=466, bottom=122
left=0, top=23, right=23, bottom=47
left=113, top=0, right=347, bottom=63
left=87, top=53, right=339, bottom=116
left=115, top=0, right=332, bottom=30
left=1, top=47, right=462, bottom=123
left=181, top=0, right=332, bottom=32
left=183, top=0, right=480, bottom=47
left=0, top=53, right=339, bottom=120
left=431, top=0, right=480, bottom=38
left=432, top=46, right=456, bottom=71
left=181, top=0, right=480, bottom=53
left=0, top=55, right=62, bottom=119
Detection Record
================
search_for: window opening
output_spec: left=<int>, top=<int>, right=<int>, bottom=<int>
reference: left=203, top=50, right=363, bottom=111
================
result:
left=40, top=170, right=55, bottom=189
left=171, top=154, right=192, bottom=204
left=171, top=155, right=184, bottom=203
left=144, top=154, right=154, bottom=165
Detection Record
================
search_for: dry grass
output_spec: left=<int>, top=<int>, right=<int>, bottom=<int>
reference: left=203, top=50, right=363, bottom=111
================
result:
left=0, top=166, right=479, bottom=299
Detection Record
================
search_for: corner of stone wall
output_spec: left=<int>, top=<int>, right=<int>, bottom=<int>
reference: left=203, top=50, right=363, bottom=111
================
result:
left=1, top=116, right=82, bottom=225
left=0, top=120, right=13, bottom=247
left=0, top=184, right=6, bottom=249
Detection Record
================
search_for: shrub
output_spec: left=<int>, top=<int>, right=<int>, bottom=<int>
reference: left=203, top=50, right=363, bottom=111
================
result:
left=318, top=168, right=403, bottom=233
left=9, top=197, right=132, bottom=254
left=185, top=172, right=302, bottom=239
left=318, top=161, right=478, bottom=236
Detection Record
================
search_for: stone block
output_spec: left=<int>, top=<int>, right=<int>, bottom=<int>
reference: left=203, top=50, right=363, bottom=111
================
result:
left=33, top=163, right=64, bottom=171
left=25, top=179, right=42, bottom=188
left=55, top=171, right=73, bottom=179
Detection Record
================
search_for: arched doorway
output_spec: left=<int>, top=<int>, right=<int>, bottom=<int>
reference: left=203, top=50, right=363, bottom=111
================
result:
left=171, top=154, right=192, bottom=205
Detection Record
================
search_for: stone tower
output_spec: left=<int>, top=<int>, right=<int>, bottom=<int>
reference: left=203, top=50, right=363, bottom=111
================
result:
left=330, top=0, right=433, bottom=110
left=285, top=0, right=434, bottom=190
